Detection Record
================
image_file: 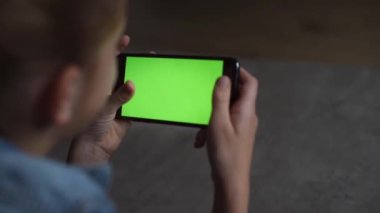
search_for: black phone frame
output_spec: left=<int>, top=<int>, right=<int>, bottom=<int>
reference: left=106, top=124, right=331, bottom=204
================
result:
left=116, top=53, right=240, bottom=128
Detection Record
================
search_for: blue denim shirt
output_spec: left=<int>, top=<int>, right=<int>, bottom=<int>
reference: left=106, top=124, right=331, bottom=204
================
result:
left=0, top=138, right=115, bottom=212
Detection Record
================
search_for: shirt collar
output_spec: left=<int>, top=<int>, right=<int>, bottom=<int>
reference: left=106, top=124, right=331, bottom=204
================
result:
left=0, top=137, right=17, bottom=151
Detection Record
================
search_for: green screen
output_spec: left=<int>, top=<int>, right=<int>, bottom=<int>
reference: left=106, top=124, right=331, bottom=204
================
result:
left=121, top=56, right=224, bottom=125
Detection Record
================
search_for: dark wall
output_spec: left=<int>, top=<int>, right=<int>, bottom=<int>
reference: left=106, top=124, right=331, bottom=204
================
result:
left=126, top=0, right=380, bottom=66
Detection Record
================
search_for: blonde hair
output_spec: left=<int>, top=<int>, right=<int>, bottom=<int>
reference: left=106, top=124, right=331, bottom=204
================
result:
left=0, top=0, right=126, bottom=127
left=0, top=0, right=125, bottom=62
left=0, top=0, right=126, bottom=81
left=0, top=0, right=126, bottom=109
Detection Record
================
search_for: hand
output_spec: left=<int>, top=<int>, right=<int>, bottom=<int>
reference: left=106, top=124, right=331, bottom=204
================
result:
left=67, top=35, right=135, bottom=165
left=194, top=68, right=259, bottom=213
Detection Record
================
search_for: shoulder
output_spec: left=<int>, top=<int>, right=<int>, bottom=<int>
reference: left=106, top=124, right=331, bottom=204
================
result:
left=0, top=150, right=115, bottom=212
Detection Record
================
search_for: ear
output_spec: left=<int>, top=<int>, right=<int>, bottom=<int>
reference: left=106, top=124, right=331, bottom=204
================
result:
left=42, top=65, right=82, bottom=127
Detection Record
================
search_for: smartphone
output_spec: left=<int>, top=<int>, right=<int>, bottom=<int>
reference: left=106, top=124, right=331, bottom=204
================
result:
left=116, top=53, right=240, bottom=127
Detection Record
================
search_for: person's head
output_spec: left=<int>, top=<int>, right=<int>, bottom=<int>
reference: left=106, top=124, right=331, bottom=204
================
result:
left=0, top=0, right=127, bottom=144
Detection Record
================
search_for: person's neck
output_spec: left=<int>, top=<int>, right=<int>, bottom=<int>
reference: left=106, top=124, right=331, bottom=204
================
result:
left=2, top=129, right=59, bottom=156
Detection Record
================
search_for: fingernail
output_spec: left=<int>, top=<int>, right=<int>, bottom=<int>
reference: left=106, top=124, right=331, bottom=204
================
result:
left=123, top=81, right=134, bottom=92
left=127, top=80, right=135, bottom=89
left=218, top=76, right=230, bottom=89
left=122, top=83, right=130, bottom=92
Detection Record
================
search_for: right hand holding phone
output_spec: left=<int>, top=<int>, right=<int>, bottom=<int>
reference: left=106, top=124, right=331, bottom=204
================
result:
left=194, top=68, right=258, bottom=213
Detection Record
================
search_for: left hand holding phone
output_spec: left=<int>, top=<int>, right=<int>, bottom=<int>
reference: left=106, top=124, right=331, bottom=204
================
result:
left=67, top=35, right=135, bottom=165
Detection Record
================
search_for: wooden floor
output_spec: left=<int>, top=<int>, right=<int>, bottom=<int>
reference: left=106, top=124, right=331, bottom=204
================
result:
left=126, top=0, right=380, bottom=66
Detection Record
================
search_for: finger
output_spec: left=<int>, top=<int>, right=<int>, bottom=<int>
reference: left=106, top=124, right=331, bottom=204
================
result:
left=194, top=128, right=207, bottom=148
left=231, top=68, right=259, bottom=125
left=106, top=80, right=135, bottom=113
left=117, top=35, right=131, bottom=54
left=238, top=68, right=259, bottom=111
left=210, top=76, right=233, bottom=129
left=114, top=119, right=132, bottom=136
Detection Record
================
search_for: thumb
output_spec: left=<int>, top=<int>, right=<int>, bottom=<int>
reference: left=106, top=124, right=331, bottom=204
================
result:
left=210, top=76, right=231, bottom=127
left=106, top=80, right=135, bottom=114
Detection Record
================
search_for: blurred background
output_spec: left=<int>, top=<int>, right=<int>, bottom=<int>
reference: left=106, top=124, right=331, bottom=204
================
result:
left=53, top=0, right=380, bottom=212
left=126, top=0, right=380, bottom=65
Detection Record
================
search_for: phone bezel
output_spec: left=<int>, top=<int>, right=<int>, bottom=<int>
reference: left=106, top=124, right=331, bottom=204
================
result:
left=116, top=53, right=240, bottom=128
